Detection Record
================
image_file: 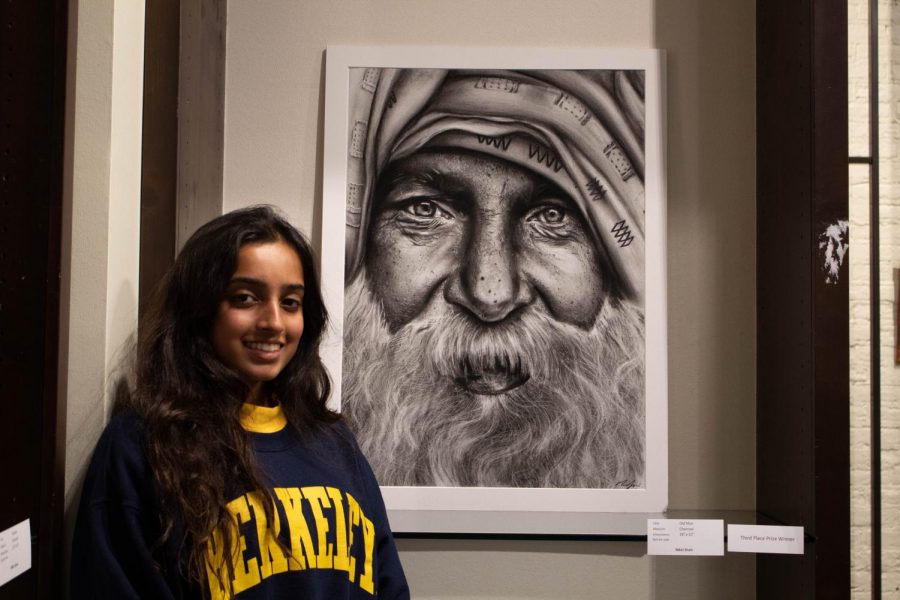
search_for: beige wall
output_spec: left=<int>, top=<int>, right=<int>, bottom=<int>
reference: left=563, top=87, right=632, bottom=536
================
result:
left=62, top=0, right=144, bottom=509
left=60, top=0, right=146, bottom=589
left=849, top=0, right=900, bottom=596
left=221, top=0, right=756, bottom=598
left=848, top=3, right=871, bottom=596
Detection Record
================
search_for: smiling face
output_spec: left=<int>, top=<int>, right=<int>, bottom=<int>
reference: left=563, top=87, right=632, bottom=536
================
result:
left=210, top=240, right=305, bottom=397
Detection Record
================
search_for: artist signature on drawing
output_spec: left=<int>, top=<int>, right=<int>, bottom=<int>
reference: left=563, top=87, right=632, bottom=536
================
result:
left=615, top=479, right=638, bottom=489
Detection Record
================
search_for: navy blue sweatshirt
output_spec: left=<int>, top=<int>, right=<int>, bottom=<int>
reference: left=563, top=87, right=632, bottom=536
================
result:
left=71, top=405, right=410, bottom=599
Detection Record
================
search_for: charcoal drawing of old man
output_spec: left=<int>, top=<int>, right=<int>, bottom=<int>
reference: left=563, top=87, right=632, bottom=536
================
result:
left=341, top=68, right=646, bottom=489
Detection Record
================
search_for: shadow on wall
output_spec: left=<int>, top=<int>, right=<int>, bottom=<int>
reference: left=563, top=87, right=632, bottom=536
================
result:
left=397, top=538, right=649, bottom=599
left=653, top=0, right=757, bottom=512
left=652, top=0, right=756, bottom=596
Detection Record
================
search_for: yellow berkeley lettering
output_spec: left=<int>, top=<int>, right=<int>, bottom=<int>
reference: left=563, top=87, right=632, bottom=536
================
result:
left=326, top=487, right=351, bottom=574
left=226, top=495, right=262, bottom=594
left=359, top=513, right=376, bottom=594
left=301, top=486, right=335, bottom=569
left=245, top=491, right=288, bottom=579
left=345, top=493, right=360, bottom=582
left=274, top=487, right=318, bottom=570
left=208, top=486, right=371, bottom=594
left=204, top=527, right=231, bottom=600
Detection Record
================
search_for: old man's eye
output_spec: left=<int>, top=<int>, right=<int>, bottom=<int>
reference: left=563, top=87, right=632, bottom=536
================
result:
left=398, top=199, right=456, bottom=221
left=528, top=206, right=567, bottom=224
left=387, top=194, right=459, bottom=233
left=525, top=201, right=582, bottom=242
left=408, top=200, right=439, bottom=217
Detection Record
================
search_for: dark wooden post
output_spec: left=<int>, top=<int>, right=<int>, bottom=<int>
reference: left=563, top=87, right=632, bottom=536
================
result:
left=0, top=1, right=68, bottom=598
left=140, top=1, right=180, bottom=314
left=757, top=0, right=850, bottom=597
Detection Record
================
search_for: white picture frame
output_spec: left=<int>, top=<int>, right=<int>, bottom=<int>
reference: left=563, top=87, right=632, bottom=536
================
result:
left=321, top=45, right=667, bottom=534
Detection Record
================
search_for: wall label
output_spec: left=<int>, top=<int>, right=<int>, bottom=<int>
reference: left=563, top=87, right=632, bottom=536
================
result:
left=647, top=519, right=724, bottom=556
left=0, top=519, right=31, bottom=588
left=727, top=524, right=804, bottom=554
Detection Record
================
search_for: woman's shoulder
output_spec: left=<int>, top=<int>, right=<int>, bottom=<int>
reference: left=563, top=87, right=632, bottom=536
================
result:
left=314, top=420, right=383, bottom=491
left=96, top=409, right=148, bottom=459
left=326, top=417, right=358, bottom=443
left=293, top=417, right=358, bottom=453
left=289, top=418, right=372, bottom=474
left=106, top=407, right=146, bottom=436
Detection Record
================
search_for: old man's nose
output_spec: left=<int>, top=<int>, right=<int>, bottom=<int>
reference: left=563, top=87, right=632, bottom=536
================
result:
left=444, top=224, right=533, bottom=322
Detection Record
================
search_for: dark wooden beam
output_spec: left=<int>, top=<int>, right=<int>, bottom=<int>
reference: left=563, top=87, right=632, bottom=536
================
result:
left=140, top=0, right=180, bottom=312
left=0, top=0, right=68, bottom=597
left=176, top=0, right=226, bottom=247
left=757, top=0, right=850, bottom=598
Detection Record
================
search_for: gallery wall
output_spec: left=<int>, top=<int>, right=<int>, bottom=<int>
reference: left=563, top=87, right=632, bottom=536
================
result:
left=61, top=0, right=144, bottom=521
left=219, top=0, right=757, bottom=598
left=58, top=0, right=756, bottom=598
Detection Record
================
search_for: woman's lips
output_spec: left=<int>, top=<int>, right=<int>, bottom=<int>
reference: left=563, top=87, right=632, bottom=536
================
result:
left=244, top=341, right=283, bottom=360
left=245, top=342, right=281, bottom=352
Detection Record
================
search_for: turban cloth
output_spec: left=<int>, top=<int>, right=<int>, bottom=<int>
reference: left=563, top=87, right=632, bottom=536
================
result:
left=344, top=68, right=646, bottom=304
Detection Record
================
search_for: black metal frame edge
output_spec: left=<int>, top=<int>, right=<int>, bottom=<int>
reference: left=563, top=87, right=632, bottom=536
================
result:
left=867, top=0, right=882, bottom=596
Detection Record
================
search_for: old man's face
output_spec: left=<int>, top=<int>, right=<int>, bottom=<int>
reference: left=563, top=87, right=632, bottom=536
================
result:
left=343, top=147, right=644, bottom=489
left=340, top=67, right=647, bottom=490
left=365, top=149, right=608, bottom=395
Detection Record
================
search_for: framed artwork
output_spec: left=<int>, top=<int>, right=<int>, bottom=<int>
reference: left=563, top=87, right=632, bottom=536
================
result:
left=321, top=46, right=667, bottom=534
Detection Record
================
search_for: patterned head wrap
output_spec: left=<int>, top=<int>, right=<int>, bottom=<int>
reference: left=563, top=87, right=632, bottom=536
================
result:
left=345, top=68, right=646, bottom=303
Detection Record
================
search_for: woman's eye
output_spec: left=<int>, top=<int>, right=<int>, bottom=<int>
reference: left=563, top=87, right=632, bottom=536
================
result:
left=530, top=206, right=567, bottom=224
left=228, top=292, right=262, bottom=308
left=281, top=297, right=302, bottom=311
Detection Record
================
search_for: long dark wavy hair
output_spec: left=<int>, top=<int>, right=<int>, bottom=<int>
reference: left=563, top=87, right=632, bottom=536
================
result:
left=120, top=205, right=337, bottom=588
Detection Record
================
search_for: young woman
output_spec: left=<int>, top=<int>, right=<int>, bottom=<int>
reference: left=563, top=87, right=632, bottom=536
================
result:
left=71, top=206, right=409, bottom=599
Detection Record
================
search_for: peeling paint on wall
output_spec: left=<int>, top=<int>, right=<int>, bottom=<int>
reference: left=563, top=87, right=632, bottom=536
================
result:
left=818, top=219, right=849, bottom=284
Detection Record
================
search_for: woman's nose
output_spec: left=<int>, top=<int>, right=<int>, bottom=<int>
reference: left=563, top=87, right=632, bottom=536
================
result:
left=256, top=300, right=285, bottom=332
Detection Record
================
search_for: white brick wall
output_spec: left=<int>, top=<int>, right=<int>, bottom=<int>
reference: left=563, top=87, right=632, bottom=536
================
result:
left=849, top=0, right=900, bottom=596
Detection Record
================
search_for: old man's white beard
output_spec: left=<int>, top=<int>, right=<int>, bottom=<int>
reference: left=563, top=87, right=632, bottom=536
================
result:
left=342, top=273, right=645, bottom=488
